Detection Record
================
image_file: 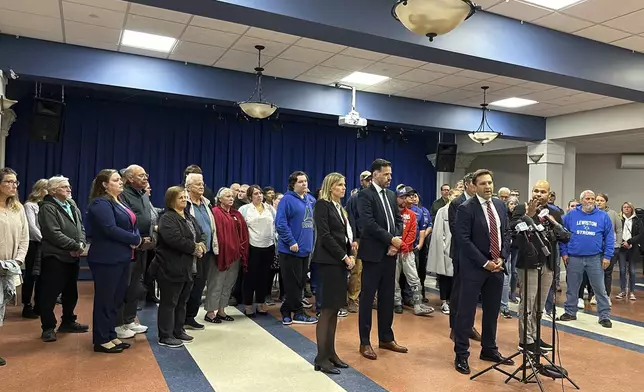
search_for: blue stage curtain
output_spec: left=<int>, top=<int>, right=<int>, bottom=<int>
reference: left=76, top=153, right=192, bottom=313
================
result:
left=7, top=97, right=437, bottom=213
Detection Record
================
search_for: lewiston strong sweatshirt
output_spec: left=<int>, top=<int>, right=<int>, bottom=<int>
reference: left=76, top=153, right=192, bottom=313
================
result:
left=559, top=205, right=615, bottom=259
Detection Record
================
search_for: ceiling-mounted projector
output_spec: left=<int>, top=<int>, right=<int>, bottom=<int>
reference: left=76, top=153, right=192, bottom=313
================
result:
left=336, top=83, right=367, bottom=128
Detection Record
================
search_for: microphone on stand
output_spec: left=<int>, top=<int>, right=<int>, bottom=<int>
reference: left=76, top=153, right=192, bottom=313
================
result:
left=521, top=215, right=551, bottom=257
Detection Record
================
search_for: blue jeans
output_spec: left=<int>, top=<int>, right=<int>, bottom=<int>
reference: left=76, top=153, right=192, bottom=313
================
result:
left=564, top=255, right=611, bottom=321
left=619, top=247, right=636, bottom=293
left=501, top=253, right=511, bottom=311
left=544, top=247, right=560, bottom=313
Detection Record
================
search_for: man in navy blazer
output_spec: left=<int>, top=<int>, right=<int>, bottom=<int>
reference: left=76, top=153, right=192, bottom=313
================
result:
left=453, top=169, right=513, bottom=375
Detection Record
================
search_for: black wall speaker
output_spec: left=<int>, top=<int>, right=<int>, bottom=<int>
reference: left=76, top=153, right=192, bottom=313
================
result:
left=435, top=142, right=458, bottom=172
left=29, top=98, right=65, bottom=142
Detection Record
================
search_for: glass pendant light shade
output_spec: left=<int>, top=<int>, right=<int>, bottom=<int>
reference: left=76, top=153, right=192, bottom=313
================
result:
left=468, top=131, right=499, bottom=145
left=392, top=0, right=478, bottom=41
left=238, top=45, right=278, bottom=119
left=468, top=86, right=501, bottom=145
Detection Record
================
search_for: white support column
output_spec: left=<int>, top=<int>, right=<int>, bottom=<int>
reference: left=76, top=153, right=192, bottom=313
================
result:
left=561, top=144, right=576, bottom=207
left=435, top=172, right=451, bottom=199
left=452, top=154, right=476, bottom=186
left=527, top=140, right=573, bottom=205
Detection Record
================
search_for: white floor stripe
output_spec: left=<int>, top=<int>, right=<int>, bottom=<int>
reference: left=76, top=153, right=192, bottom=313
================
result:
left=184, top=307, right=347, bottom=392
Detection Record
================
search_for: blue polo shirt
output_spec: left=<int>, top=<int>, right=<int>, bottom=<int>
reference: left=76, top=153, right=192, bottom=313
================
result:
left=411, top=205, right=432, bottom=247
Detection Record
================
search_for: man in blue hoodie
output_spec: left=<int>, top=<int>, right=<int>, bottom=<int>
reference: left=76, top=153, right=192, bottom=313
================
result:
left=275, top=171, right=318, bottom=325
left=559, top=190, right=614, bottom=328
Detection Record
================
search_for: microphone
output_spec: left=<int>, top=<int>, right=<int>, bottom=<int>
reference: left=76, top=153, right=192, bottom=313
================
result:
left=515, top=222, right=530, bottom=233
left=521, top=215, right=551, bottom=257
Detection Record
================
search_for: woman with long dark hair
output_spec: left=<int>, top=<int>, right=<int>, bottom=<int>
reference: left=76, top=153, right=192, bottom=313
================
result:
left=86, top=169, right=142, bottom=353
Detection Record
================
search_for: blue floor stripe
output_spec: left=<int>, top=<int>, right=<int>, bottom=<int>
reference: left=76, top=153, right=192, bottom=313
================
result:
left=247, top=308, right=388, bottom=392
left=138, top=305, right=215, bottom=392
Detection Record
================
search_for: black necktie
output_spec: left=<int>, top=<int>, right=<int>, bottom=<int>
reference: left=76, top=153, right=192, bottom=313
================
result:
left=381, top=189, right=395, bottom=235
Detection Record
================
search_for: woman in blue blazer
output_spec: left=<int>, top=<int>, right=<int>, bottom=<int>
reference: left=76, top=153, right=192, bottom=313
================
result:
left=86, top=169, right=141, bottom=354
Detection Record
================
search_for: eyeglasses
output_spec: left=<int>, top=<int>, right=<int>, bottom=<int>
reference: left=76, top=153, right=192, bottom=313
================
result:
left=135, top=173, right=149, bottom=179
left=2, top=180, right=19, bottom=187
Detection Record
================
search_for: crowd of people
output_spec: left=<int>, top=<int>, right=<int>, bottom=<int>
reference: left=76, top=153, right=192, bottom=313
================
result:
left=0, top=160, right=641, bottom=376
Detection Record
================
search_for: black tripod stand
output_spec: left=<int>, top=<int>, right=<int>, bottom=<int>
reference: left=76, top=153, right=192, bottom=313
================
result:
left=470, top=234, right=580, bottom=391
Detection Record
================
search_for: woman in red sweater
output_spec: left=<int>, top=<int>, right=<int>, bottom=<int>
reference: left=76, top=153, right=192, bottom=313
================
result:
left=204, top=188, right=249, bottom=323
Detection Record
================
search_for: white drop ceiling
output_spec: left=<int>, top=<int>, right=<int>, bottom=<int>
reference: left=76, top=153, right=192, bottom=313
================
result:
left=0, top=0, right=636, bottom=118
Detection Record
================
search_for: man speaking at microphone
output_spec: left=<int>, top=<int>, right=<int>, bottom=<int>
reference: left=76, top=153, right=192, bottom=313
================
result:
left=511, top=180, right=569, bottom=353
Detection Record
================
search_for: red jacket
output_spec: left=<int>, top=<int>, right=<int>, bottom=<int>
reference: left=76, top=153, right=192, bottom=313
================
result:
left=212, top=206, right=249, bottom=271
left=399, top=207, right=417, bottom=254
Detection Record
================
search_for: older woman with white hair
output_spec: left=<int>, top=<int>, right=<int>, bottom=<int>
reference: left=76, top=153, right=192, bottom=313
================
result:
left=38, top=175, right=88, bottom=342
left=183, top=173, right=218, bottom=330
left=204, top=188, right=249, bottom=324
left=22, top=178, right=48, bottom=319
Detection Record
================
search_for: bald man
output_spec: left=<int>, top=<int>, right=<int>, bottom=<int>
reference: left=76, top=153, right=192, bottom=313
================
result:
left=510, top=180, right=569, bottom=353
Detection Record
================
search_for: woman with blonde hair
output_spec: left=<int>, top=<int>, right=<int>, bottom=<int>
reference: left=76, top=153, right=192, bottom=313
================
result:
left=312, top=172, right=354, bottom=374
left=22, top=178, right=48, bottom=318
left=616, top=202, right=642, bottom=301
left=0, top=167, right=30, bottom=366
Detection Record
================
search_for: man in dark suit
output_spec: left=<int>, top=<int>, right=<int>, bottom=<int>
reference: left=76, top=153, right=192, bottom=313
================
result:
left=356, top=159, right=407, bottom=360
left=453, top=169, right=513, bottom=375
left=448, top=173, right=481, bottom=342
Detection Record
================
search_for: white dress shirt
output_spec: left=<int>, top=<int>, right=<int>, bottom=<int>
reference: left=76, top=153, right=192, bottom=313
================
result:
left=623, top=215, right=633, bottom=243
left=333, top=200, right=354, bottom=261
left=372, top=182, right=394, bottom=233
left=476, top=195, right=502, bottom=266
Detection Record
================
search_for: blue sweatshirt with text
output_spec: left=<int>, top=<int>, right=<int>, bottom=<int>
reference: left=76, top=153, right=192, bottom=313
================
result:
left=560, top=205, right=614, bottom=259
left=275, top=191, right=315, bottom=257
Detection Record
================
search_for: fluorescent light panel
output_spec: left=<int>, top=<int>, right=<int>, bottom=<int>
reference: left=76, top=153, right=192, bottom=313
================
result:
left=340, top=72, right=389, bottom=86
left=519, top=0, right=586, bottom=10
left=121, top=30, right=177, bottom=53
left=490, top=97, right=538, bottom=108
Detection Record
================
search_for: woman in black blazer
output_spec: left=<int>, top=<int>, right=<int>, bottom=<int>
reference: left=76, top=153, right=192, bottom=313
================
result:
left=312, top=172, right=355, bottom=375
left=151, top=186, right=206, bottom=348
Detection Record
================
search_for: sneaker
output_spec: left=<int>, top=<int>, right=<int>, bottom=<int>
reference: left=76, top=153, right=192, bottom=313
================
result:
left=599, top=319, right=612, bottom=328
left=501, top=309, right=512, bottom=319
left=543, top=308, right=553, bottom=320
left=158, top=337, right=184, bottom=348
left=41, top=329, right=57, bottom=342
left=518, top=342, right=546, bottom=355
left=394, top=305, right=403, bottom=314
left=558, top=313, right=577, bottom=322
left=124, top=322, right=148, bottom=334
left=115, top=326, right=136, bottom=339
left=292, top=313, right=318, bottom=325
left=539, top=339, right=553, bottom=351
left=58, top=322, right=89, bottom=333
left=615, top=292, right=625, bottom=299
left=301, top=299, right=313, bottom=309
left=174, top=331, right=194, bottom=343
left=629, top=293, right=637, bottom=301
left=337, top=308, right=349, bottom=317
left=282, top=316, right=293, bottom=326
left=264, top=297, right=275, bottom=306
left=608, top=298, right=612, bottom=306
left=577, top=298, right=585, bottom=309
left=184, top=318, right=205, bottom=330
left=414, top=305, right=434, bottom=316
left=590, top=296, right=597, bottom=305
left=346, top=300, right=359, bottom=313
left=441, top=302, right=450, bottom=315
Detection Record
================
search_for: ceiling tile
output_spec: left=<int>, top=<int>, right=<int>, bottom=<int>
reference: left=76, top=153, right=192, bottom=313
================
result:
left=561, top=0, right=644, bottom=24
left=475, top=0, right=506, bottom=9
left=461, top=80, right=510, bottom=93
left=485, top=75, right=527, bottom=85
left=190, top=16, right=248, bottom=34
left=293, top=37, right=346, bottom=53
left=379, top=55, right=426, bottom=68
left=301, top=65, right=349, bottom=80
left=170, top=41, right=227, bottom=65
left=0, top=0, right=60, bottom=18
left=376, top=79, right=422, bottom=92
left=66, top=37, right=118, bottom=51
left=321, top=54, right=373, bottom=71
left=339, top=47, right=388, bottom=61
left=124, top=14, right=186, bottom=38
left=0, top=9, right=61, bottom=33
left=519, top=81, right=557, bottom=90
left=522, top=87, right=578, bottom=101
left=64, top=20, right=120, bottom=44
left=573, top=25, right=632, bottom=43
left=264, top=58, right=314, bottom=79
left=397, top=68, right=448, bottom=83
left=64, top=0, right=127, bottom=12
left=244, top=27, right=299, bottom=44
left=419, top=63, right=462, bottom=74
left=278, top=46, right=335, bottom=64
left=431, top=75, right=480, bottom=88
left=487, top=0, right=553, bottom=22
left=359, top=62, right=412, bottom=78
left=395, top=84, right=451, bottom=99
left=181, top=26, right=240, bottom=48
left=119, top=46, right=169, bottom=59
left=295, top=74, right=337, bottom=85
left=531, top=12, right=593, bottom=33
left=493, top=85, right=539, bottom=98
left=546, top=93, right=601, bottom=106
left=429, top=89, right=481, bottom=103
left=128, top=3, right=192, bottom=24
left=62, top=1, right=124, bottom=29
left=611, top=35, right=644, bottom=52
left=231, top=35, right=290, bottom=57
left=603, top=9, right=644, bottom=34
left=214, top=49, right=274, bottom=73
left=454, top=69, right=497, bottom=80
left=0, top=25, right=63, bottom=42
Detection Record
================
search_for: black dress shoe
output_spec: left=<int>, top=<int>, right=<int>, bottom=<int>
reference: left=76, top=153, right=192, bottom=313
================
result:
left=216, top=314, right=234, bottom=322
left=314, top=363, right=341, bottom=375
left=480, top=351, right=515, bottom=365
left=116, top=342, right=131, bottom=349
left=94, top=344, right=124, bottom=354
left=455, top=357, right=470, bottom=375
left=330, top=358, right=349, bottom=368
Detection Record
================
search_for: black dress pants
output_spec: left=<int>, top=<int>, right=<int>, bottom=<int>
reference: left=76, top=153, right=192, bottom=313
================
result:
left=437, top=274, right=453, bottom=301
left=22, top=241, right=41, bottom=310
left=358, top=258, right=395, bottom=346
left=158, top=279, right=193, bottom=339
left=279, top=253, right=307, bottom=317
left=449, top=258, right=461, bottom=329
left=39, top=256, right=80, bottom=331
left=186, top=252, right=213, bottom=320
left=89, top=261, right=130, bottom=345
left=243, top=245, right=275, bottom=306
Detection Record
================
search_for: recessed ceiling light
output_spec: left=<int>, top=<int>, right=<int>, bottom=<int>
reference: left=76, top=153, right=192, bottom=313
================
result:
left=121, top=30, right=177, bottom=53
left=489, top=97, right=538, bottom=108
left=519, top=0, right=586, bottom=11
left=340, top=72, right=390, bottom=86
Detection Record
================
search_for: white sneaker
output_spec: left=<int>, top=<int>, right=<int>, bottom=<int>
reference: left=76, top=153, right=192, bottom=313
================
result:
left=441, top=302, right=450, bottom=315
left=590, top=296, right=597, bottom=305
left=115, top=326, right=135, bottom=339
left=125, top=322, right=148, bottom=334
left=577, top=298, right=585, bottom=309
left=608, top=298, right=612, bottom=306
left=543, top=309, right=553, bottom=320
